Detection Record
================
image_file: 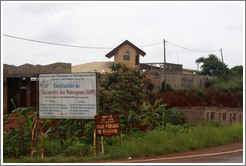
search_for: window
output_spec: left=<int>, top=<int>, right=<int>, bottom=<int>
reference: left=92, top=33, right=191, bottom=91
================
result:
left=219, top=113, right=222, bottom=121
left=123, top=55, right=130, bottom=61
left=210, top=112, right=215, bottom=120
left=233, top=113, right=236, bottom=122
left=125, top=49, right=130, bottom=54
left=230, top=113, right=232, bottom=124
left=223, top=113, right=227, bottom=121
left=135, top=55, right=139, bottom=65
left=206, top=112, right=209, bottom=120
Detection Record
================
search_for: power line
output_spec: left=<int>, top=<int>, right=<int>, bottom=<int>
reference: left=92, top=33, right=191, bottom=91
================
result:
left=166, top=40, right=219, bottom=53
left=4, top=34, right=221, bottom=53
left=138, top=42, right=162, bottom=47
left=3, top=34, right=114, bottom=50
left=3, top=34, right=162, bottom=49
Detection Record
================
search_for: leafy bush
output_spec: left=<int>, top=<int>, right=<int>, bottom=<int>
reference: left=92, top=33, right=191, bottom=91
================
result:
left=45, top=119, right=95, bottom=149
left=64, top=141, right=92, bottom=157
left=42, top=137, right=62, bottom=156
left=99, top=63, right=154, bottom=133
left=159, top=81, right=174, bottom=92
left=140, top=99, right=184, bottom=130
left=3, top=105, right=36, bottom=157
left=164, top=123, right=188, bottom=133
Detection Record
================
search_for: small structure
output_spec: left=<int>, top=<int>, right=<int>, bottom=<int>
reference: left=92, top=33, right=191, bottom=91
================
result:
left=3, top=62, right=71, bottom=115
left=105, top=40, right=146, bottom=69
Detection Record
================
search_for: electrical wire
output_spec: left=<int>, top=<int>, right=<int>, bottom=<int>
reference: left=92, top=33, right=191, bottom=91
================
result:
left=3, top=34, right=114, bottom=49
left=166, top=40, right=219, bottom=53
left=138, top=42, right=162, bottom=47
left=3, top=34, right=162, bottom=49
left=3, top=34, right=221, bottom=54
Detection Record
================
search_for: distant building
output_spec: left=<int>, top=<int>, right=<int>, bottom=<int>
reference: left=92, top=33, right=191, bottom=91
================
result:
left=3, top=63, right=71, bottom=115
left=72, top=40, right=146, bottom=73
left=105, top=40, right=146, bottom=69
left=72, top=40, right=214, bottom=93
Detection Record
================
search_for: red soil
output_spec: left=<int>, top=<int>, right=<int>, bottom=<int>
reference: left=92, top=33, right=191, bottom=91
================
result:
left=155, top=88, right=242, bottom=109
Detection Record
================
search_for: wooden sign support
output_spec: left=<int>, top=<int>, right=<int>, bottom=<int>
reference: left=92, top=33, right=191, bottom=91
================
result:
left=31, top=118, right=43, bottom=158
left=101, top=136, right=104, bottom=154
left=94, top=114, right=120, bottom=155
left=93, top=129, right=96, bottom=156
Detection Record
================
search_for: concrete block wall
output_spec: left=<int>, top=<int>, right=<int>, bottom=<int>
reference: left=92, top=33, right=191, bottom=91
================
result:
left=145, top=71, right=214, bottom=93
left=176, top=107, right=243, bottom=124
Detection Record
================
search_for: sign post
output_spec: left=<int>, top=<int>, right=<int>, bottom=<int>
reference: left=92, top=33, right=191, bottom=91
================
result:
left=37, top=73, right=98, bottom=158
left=39, top=73, right=98, bottom=119
left=95, top=114, right=120, bottom=136
left=95, top=114, right=120, bottom=155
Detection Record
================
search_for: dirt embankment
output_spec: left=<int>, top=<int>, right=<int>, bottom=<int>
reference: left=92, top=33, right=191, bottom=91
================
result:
left=155, top=88, right=242, bottom=109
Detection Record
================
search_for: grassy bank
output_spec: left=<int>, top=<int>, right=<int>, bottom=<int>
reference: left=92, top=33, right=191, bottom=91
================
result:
left=4, top=122, right=243, bottom=163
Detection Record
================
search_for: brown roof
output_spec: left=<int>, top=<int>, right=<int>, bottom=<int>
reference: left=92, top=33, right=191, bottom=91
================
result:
left=105, top=40, right=146, bottom=59
left=72, top=62, right=114, bottom=73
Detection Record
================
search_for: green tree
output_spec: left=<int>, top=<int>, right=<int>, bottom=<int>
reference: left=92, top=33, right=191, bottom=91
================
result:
left=196, top=54, right=229, bottom=77
left=230, top=65, right=243, bottom=76
left=99, top=63, right=154, bottom=133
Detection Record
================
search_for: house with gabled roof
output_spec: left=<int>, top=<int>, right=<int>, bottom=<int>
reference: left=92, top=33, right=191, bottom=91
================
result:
left=72, top=40, right=146, bottom=73
left=105, top=40, right=146, bottom=69
left=72, top=40, right=213, bottom=93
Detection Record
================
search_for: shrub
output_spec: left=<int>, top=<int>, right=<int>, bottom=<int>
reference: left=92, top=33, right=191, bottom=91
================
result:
left=159, top=81, right=174, bottom=92
left=64, top=141, right=92, bottom=157
left=140, top=99, right=184, bottom=130
left=3, top=105, right=36, bottom=157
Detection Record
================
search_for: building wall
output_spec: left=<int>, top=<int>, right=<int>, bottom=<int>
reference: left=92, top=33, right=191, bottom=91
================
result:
left=145, top=71, right=214, bottom=93
left=176, top=107, right=243, bottom=124
left=140, top=63, right=183, bottom=74
left=114, top=44, right=139, bottom=68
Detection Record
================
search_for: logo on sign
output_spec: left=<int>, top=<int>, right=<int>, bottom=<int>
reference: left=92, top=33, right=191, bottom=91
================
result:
left=40, top=79, right=48, bottom=88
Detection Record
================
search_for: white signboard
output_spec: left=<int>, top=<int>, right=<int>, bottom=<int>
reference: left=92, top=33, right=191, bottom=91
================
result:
left=39, top=73, right=98, bottom=119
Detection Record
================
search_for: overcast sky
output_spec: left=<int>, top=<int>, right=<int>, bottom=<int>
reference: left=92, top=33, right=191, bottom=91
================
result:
left=1, top=1, right=244, bottom=70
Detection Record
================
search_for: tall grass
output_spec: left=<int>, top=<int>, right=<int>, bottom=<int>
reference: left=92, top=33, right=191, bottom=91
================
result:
left=110, top=123, right=243, bottom=159
left=4, top=122, right=243, bottom=163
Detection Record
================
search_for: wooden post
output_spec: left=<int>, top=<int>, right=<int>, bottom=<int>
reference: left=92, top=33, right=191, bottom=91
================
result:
left=101, top=136, right=104, bottom=154
left=31, top=74, right=43, bottom=158
left=93, top=129, right=96, bottom=156
left=31, top=119, right=43, bottom=158
left=96, top=133, right=100, bottom=155
left=31, top=119, right=38, bottom=157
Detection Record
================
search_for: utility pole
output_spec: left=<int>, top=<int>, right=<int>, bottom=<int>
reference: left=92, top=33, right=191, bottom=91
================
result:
left=220, top=48, right=225, bottom=75
left=163, top=39, right=167, bottom=91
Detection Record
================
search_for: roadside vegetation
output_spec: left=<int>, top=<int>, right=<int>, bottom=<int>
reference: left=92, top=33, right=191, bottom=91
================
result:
left=4, top=122, right=243, bottom=163
left=3, top=62, right=243, bottom=163
left=157, top=55, right=243, bottom=107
